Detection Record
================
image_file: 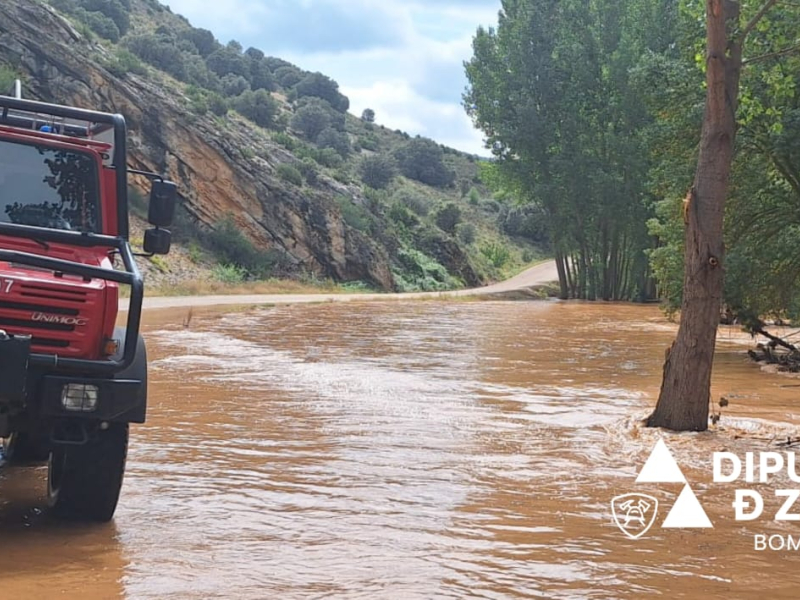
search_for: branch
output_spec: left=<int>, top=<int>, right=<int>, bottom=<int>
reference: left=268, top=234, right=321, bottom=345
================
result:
left=743, top=43, right=800, bottom=64
left=740, top=0, right=779, bottom=42
left=755, top=326, right=800, bottom=353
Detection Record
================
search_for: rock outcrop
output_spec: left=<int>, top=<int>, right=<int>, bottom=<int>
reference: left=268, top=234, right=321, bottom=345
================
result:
left=0, top=0, right=396, bottom=289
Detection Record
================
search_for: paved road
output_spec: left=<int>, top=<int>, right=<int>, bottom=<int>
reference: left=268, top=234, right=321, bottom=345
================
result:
left=123, top=260, right=558, bottom=312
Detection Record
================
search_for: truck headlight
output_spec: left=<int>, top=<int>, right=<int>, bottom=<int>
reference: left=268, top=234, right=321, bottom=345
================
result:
left=61, top=384, right=99, bottom=412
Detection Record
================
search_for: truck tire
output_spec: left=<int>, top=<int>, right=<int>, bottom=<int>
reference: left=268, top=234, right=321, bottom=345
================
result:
left=2, top=432, right=50, bottom=464
left=47, top=423, right=128, bottom=522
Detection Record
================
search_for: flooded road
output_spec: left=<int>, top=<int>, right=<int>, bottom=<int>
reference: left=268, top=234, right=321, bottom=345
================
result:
left=2, top=301, right=800, bottom=598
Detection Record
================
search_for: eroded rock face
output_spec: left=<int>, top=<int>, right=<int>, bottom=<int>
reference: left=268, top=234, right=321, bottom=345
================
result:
left=0, top=0, right=396, bottom=289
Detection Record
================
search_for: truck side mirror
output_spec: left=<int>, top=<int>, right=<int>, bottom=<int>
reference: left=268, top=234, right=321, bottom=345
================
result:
left=143, top=228, right=171, bottom=255
left=148, top=180, right=177, bottom=227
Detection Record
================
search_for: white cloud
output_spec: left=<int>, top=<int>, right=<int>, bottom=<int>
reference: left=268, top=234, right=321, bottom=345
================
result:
left=165, top=0, right=498, bottom=155
left=342, top=80, right=486, bottom=155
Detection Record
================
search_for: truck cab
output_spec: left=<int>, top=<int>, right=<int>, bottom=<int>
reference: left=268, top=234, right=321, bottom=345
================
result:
left=0, top=91, right=175, bottom=521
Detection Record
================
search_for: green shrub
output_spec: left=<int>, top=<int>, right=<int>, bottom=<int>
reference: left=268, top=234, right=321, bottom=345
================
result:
left=204, top=219, right=291, bottom=278
left=335, top=196, right=371, bottom=232
left=481, top=199, right=501, bottom=213
left=434, top=202, right=462, bottom=234
left=393, top=137, right=455, bottom=188
left=212, top=263, right=246, bottom=284
left=74, top=7, right=120, bottom=42
left=221, top=74, right=250, bottom=97
left=497, top=203, right=549, bottom=244
left=233, top=89, right=279, bottom=129
left=297, top=158, right=320, bottom=186
left=179, top=27, right=219, bottom=57
left=291, top=100, right=332, bottom=140
left=480, top=242, right=511, bottom=268
left=190, top=96, right=208, bottom=115
left=0, top=66, right=20, bottom=95
left=272, top=131, right=298, bottom=150
left=393, top=188, right=429, bottom=216
left=456, top=222, right=477, bottom=245
left=277, top=163, right=303, bottom=186
left=394, top=248, right=458, bottom=291
left=316, top=127, right=350, bottom=158
left=208, top=93, right=228, bottom=116
left=358, top=134, right=379, bottom=151
left=341, top=280, right=373, bottom=292
left=359, top=154, right=397, bottom=189
left=105, top=48, right=147, bottom=78
left=81, top=0, right=130, bottom=34
left=149, top=254, right=169, bottom=273
left=468, top=187, right=481, bottom=205
left=388, top=203, right=419, bottom=228
left=294, top=72, right=349, bottom=112
left=274, top=65, right=304, bottom=88
left=124, top=33, right=188, bottom=81
left=188, top=241, right=203, bottom=263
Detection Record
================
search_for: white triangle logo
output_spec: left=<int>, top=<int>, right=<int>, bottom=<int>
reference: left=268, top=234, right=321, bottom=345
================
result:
left=662, top=485, right=713, bottom=528
left=635, top=439, right=686, bottom=483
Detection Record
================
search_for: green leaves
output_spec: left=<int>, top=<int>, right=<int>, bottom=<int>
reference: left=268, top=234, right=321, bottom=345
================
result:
left=464, top=0, right=668, bottom=300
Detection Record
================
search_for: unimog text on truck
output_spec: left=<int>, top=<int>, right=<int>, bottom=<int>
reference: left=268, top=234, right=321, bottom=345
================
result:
left=0, top=85, right=176, bottom=521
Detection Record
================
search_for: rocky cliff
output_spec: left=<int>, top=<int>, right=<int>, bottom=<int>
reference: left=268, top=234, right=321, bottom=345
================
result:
left=0, top=0, right=396, bottom=288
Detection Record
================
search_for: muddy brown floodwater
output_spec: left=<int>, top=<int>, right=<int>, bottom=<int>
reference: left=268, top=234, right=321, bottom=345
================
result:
left=2, top=301, right=800, bottom=599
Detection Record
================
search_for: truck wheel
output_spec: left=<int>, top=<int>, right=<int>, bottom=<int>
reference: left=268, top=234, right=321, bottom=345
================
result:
left=2, top=432, right=50, bottom=464
left=47, top=423, right=128, bottom=522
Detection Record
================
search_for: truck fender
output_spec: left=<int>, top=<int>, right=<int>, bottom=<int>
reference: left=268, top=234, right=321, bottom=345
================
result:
left=111, top=326, right=147, bottom=423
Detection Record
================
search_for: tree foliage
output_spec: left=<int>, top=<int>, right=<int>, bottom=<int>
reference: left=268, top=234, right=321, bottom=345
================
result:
left=641, top=0, right=800, bottom=323
left=465, top=0, right=675, bottom=301
left=359, top=154, right=397, bottom=189
left=393, top=137, right=455, bottom=188
left=294, top=72, right=349, bottom=113
left=434, top=202, right=462, bottom=234
left=233, top=90, right=279, bottom=129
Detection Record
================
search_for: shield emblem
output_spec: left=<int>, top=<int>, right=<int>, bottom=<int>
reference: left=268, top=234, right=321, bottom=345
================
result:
left=611, top=493, right=658, bottom=539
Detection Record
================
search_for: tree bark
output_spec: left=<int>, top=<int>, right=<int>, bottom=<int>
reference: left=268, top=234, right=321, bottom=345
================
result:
left=648, top=0, right=743, bottom=431
left=555, top=250, right=569, bottom=300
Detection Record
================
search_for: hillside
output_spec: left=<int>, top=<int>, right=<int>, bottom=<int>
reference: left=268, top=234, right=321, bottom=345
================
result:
left=0, top=0, right=548, bottom=292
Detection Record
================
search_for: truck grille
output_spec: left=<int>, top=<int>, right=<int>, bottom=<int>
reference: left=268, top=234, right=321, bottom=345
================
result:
left=0, top=282, right=92, bottom=355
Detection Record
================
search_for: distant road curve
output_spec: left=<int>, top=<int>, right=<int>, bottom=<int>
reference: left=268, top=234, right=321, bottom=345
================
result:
left=124, top=260, right=558, bottom=312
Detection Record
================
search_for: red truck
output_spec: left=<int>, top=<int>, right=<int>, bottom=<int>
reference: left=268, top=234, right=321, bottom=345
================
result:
left=0, top=87, right=175, bottom=521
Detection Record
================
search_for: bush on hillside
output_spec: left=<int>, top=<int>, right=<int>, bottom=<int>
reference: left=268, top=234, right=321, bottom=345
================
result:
left=394, top=137, right=456, bottom=188
left=233, top=89, right=279, bottom=129
left=434, top=202, right=462, bottom=234
left=359, top=154, right=397, bottom=190
left=316, top=127, right=351, bottom=158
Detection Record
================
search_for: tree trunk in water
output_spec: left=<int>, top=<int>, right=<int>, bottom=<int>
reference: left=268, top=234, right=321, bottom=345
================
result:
left=555, top=251, right=569, bottom=300
left=648, top=0, right=742, bottom=431
left=565, top=254, right=576, bottom=298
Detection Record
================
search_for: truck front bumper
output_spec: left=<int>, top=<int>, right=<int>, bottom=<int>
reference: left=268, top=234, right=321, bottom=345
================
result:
left=39, top=376, right=146, bottom=423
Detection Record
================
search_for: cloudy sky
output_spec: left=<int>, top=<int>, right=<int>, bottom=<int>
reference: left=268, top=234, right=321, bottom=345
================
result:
left=165, top=0, right=501, bottom=155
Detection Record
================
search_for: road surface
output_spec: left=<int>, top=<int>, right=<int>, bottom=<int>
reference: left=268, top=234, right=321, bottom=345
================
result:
left=123, top=260, right=558, bottom=312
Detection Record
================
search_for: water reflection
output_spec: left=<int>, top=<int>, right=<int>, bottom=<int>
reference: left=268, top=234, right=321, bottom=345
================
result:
left=0, top=464, right=125, bottom=597
left=3, top=301, right=800, bottom=598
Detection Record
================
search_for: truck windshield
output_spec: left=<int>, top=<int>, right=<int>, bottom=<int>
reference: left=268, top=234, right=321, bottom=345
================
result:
left=0, top=139, right=100, bottom=232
